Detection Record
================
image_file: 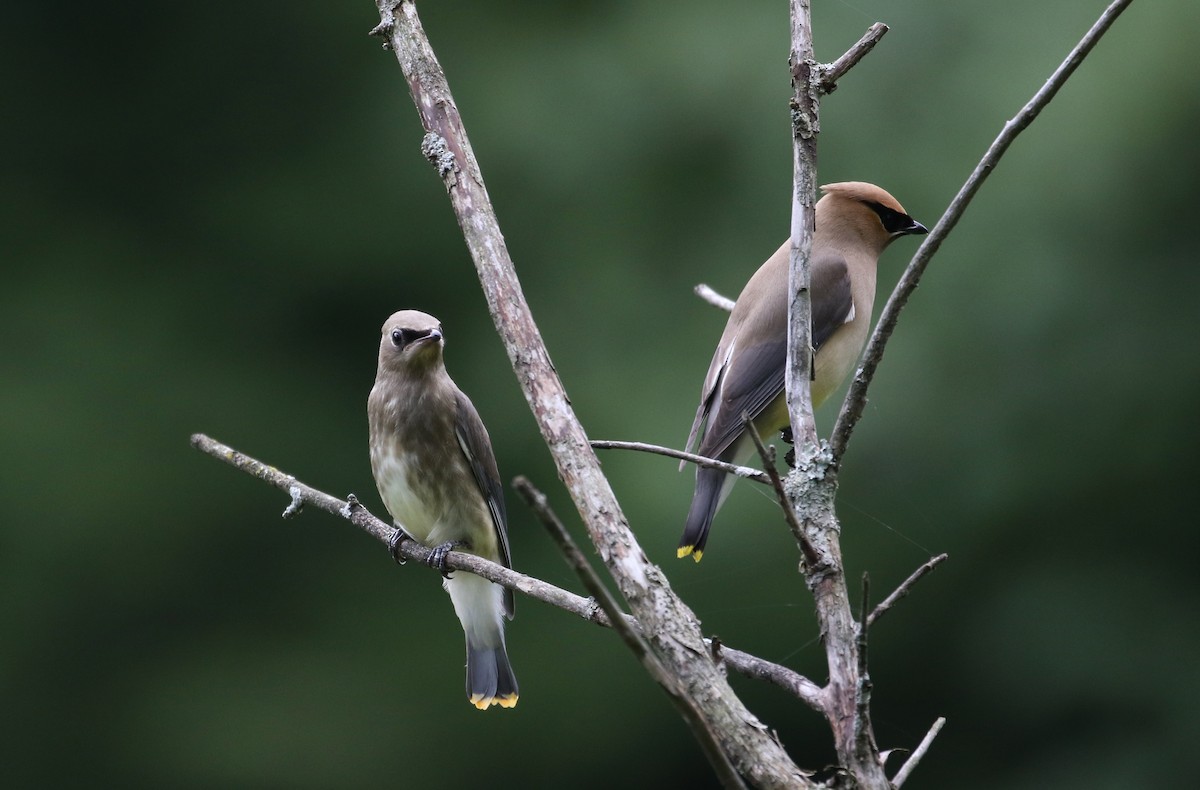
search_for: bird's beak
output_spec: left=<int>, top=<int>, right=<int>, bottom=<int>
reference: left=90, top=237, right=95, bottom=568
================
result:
left=906, top=219, right=929, bottom=236
left=410, top=328, right=444, bottom=352
left=417, top=326, right=446, bottom=348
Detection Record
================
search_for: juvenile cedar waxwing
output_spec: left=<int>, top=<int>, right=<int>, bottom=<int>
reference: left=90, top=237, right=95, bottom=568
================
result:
left=679, top=182, right=927, bottom=561
left=368, top=310, right=518, bottom=709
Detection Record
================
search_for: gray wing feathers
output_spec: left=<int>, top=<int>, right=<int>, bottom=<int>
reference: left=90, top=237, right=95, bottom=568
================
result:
left=454, top=392, right=515, bottom=619
left=697, top=337, right=787, bottom=459
left=810, top=253, right=853, bottom=351
left=685, top=251, right=852, bottom=463
left=682, top=344, right=727, bottom=468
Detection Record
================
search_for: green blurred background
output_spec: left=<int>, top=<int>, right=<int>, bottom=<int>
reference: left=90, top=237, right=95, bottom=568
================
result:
left=4, top=1, right=1198, bottom=787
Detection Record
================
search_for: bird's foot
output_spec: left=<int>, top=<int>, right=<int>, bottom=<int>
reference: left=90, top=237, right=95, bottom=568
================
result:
left=779, top=426, right=797, bottom=467
left=387, top=527, right=415, bottom=566
left=427, top=540, right=466, bottom=578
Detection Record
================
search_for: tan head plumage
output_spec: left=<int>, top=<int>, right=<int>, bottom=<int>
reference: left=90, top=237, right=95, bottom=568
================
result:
left=818, top=181, right=928, bottom=251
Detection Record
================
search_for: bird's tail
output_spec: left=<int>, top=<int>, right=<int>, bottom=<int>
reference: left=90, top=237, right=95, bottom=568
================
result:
left=466, top=641, right=519, bottom=710
left=678, top=465, right=728, bottom=562
left=447, top=572, right=519, bottom=710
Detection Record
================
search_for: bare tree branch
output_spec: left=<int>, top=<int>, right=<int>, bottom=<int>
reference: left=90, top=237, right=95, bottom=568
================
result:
left=785, top=0, right=820, bottom=452
left=590, top=439, right=771, bottom=484
left=867, top=553, right=950, bottom=628
left=892, top=717, right=947, bottom=788
left=514, top=476, right=746, bottom=789
left=368, top=3, right=808, bottom=782
left=829, top=0, right=1135, bottom=464
left=744, top=420, right=818, bottom=569
left=785, top=2, right=893, bottom=785
left=369, top=4, right=814, bottom=781
left=816, top=23, right=889, bottom=95
left=717, top=646, right=824, bottom=713
left=191, top=433, right=598, bottom=616
left=190, top=432, right=826, bottom=715
left=854, top=573, right=877, bottom=763
left=780, top=7, right=1131, bottom=785
left=189, top=1, right=1134, bottom=785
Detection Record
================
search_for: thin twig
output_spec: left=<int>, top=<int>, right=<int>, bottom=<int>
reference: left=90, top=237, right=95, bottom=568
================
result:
left=590, top=439, right=770, bottom=484
left=743, top=419, right=819, bottom=568
left=829, top=0, right=1135, bottom=464
left=192, top=434, right=588, bottom=611
left=514, top=477, right=746, bottom=790
left=694, top=283, right=735, bottom=312
left=190, top=432, right=826, bottom=714
left=853, top=572, right=877, bottom=762
left=866, top=554, right=949, bottom=628
left=192, top=433, right=395, bottom=544
left=816, top=22, right=889, bottom=94
left=892, top=717, right=947, bottom=788
left=719, top=644, right=824, bottom=711
left=857, top=572, right=870, bottom=674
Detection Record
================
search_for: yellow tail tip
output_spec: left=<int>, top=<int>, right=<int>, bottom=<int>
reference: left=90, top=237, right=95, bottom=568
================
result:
left=678, top=545, right=703, bottom=562
left=470, top=693, right=519, bottom=710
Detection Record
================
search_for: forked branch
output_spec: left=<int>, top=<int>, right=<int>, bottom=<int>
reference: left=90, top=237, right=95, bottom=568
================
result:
left=190, top=0, right=1136, bottom=784
left=514, top=476, right=746, bottom=789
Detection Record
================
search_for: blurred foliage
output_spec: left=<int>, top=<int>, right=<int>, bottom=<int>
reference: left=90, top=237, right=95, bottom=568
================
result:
left=3, top=1, right=1198, bottom=787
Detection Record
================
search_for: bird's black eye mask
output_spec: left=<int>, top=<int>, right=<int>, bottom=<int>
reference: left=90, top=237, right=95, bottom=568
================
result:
left=390, top=327, right=440, bottom=349
left=863, top=201, right=910, bottom=235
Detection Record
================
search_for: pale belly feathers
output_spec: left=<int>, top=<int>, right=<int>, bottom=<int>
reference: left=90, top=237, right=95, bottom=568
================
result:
left=371, top=448, right=499, bottom=560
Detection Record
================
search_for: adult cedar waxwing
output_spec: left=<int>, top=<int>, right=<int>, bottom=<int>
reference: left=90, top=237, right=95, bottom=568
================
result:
left=368, top=310, right=518, bottom=709
left=679, top=182, right=927, bottom=561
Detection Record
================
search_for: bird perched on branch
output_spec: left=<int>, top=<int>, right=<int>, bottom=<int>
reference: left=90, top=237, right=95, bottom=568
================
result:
left=679, top=182, right=927, bottom=561
left=368, top=309, right=518, bottom=709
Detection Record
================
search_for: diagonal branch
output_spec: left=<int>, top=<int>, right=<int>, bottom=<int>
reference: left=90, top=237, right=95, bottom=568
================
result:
left=867, top=553, right=949, bottom=628
left=190, top=432, right=826, bottom=714
left=371, top=6, right=820, bottom=780
left=853, top=573, right=878, bottom=762
left=514, top=476, right=746, bottom=789
left=829, top=0, right=1135, bottom=464
left=695, top=283, right=736, bottom=312
left=816, top=23, right=889, bottom=95
left=744, top=420, right=819, bottom=569
left=892, top=717, right=947, bottom=788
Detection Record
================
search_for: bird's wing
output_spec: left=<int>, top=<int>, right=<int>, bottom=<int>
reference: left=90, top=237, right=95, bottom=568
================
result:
left=810, top=252, right=853, bottom=352
left=454, top=391, right=515, bottom=617
left=682, top=342, right=726, bottom=464
left=689, top=251, right=853, bottom=460
left=696, top=333, right=788, bottom=459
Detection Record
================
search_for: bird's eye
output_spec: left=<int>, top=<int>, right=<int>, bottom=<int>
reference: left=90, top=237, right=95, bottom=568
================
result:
left=390, top=328, right=405, bottom=348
